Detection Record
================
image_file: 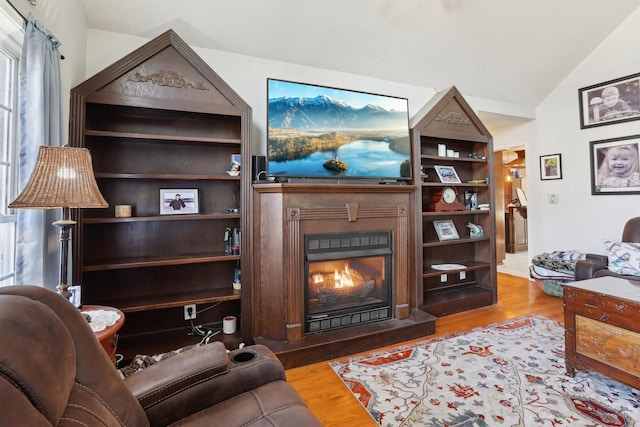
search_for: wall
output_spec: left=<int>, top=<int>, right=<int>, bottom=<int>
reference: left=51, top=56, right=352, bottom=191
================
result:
left=79, top=14, right=636, bottom=258
left=85, top=29, right=534, bottom=157
left=520, top=8, right=640, bottom=256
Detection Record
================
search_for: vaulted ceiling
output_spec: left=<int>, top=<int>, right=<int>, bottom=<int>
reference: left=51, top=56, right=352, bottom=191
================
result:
left=80, top=0, right=639, bottom=110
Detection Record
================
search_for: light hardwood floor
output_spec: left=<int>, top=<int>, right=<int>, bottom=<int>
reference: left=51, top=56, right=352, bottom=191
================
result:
left=286, top=273, right=564, bottom=426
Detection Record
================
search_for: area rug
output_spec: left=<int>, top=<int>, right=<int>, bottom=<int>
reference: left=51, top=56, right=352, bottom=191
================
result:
left=330, top=315, right=640, bottom=426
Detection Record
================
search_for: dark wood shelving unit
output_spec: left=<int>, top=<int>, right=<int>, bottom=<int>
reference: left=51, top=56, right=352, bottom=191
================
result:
left=411, top=86, right=497, bottom=317
left=69, top=30, right=252, bottom=360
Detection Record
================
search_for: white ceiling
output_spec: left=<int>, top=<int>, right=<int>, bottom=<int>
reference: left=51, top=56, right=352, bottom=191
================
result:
left=80, top=0, right=639, bottom=109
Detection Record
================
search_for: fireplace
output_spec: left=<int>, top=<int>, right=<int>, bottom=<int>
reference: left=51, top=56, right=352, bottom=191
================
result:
left=252, top=184, right=437, bottom=368
left=305, top=230, right=392, bottom=333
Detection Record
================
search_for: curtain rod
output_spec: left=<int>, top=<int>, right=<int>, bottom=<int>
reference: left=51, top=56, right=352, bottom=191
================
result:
left=6, top=0, right=65, bottom=60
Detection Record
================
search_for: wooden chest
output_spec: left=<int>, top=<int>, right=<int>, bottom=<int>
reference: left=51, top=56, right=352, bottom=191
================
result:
left=564, top=276, right=640, bottom=390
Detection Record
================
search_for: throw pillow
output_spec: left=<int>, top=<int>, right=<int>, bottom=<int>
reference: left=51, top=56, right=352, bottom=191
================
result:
left=604, top=240, right=640, bottom=276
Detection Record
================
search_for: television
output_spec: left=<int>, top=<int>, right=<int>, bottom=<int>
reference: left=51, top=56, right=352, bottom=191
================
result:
left=267, top=78, right=412, bottom=182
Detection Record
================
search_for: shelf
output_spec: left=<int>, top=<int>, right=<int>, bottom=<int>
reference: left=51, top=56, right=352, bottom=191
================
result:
left=412, top=86, right=496, bottom=317
left=83, top=212, right=240, bottom=224
left=71, top=30, right=252, bottom=358
left=95, top=172, right=240, bottom=180
left=85, top=129, right=241, bottom=145
left=422, top=285, right=495, bottom=317
left=423, top=236, right=491, bottom=247
left=423, top=260, right=491, bottom=278
left=98, top=288, right=241, bottom=313
left=420, top=154, right=487, bottom=163
left=422, top=210, right=490, bottom=217
left=420, top=182, right=489, bottom=188
left=83, top=252, right=241, bottom=271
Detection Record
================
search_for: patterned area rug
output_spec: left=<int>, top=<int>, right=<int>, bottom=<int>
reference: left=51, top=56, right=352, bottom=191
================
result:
left=330, top=316, right=640, bottom=426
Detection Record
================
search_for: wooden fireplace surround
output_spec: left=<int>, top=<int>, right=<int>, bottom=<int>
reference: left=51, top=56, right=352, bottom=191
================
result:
left=251, top=183, right=436, bottom=367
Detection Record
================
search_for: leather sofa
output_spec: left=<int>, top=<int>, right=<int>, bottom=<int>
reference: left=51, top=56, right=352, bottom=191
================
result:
left=0, top=285, right=322, bottom=426
left=575, top=216, right=640, bottom=281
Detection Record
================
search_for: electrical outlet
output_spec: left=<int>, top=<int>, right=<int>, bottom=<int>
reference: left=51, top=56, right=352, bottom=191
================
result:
left=440, top=274, right=447, bottom=282
left=184, top=304, right=196, bottom=320
left=548, top=194, right=559, bottom=204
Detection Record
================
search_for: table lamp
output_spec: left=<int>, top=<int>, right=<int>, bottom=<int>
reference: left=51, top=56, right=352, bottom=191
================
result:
left=9, top=146, right=108, bottom=299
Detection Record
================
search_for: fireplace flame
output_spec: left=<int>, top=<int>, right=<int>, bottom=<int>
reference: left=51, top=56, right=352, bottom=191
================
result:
left=333, top=264, right=354, bottom=288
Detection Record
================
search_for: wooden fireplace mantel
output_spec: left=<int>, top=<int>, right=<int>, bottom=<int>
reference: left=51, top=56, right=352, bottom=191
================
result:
left=251, top=183, right=436, bottom=367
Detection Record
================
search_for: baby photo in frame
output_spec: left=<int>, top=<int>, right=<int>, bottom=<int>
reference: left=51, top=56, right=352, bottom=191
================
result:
left=433, top=219, right=460, bottom=241
left=589, top=136, right=640, bottom=195
left=160, top=189, right=199, bottom=215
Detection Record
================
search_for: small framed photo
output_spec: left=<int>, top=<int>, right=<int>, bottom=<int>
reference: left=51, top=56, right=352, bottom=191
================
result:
left=227, top=154, right=241, bottom=176
left=433, top=165, right=461, bottom=183
left=433, top=219, right=460, bottom=241
left=579, top=72, right=640, bottom=129
left=464, top=190, right=477, bottom=210
left=160, top=189, right=199, bottom=215
left=539, top=153, right=562, bottom=180
left=589, top=135, right=640, bottom=195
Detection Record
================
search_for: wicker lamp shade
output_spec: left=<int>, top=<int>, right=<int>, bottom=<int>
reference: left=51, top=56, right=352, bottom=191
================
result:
left=9, top=146, right=108, bottom=209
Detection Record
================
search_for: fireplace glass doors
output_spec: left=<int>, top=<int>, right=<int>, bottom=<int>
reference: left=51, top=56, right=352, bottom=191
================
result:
left=305, top=230, right=392, bottom=333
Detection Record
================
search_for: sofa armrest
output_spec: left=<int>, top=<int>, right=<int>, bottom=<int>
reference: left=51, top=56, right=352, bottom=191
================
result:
left=585, top=253, right=608, bottom=264
left=575, top=258, right=608, bottom=281
left=125, top=342, right=287, bottom=426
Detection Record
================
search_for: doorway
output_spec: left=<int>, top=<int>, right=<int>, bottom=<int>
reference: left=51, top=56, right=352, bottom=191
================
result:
left=494, top=147, right=529, bottom=273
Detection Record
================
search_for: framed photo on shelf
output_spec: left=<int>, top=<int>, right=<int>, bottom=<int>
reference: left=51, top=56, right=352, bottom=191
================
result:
left=160, top=189, right=199, bottom=215
left=539, top=153, right=562, bottom=180
left=579, top=72, right=640, bottom=129
left=433, top=219, right=460, bottom=241
left=464, top=190, right=477, bottom=210
left=589, top=135, right=640, bottom=195
left=433, top=165, right=461, bottom=183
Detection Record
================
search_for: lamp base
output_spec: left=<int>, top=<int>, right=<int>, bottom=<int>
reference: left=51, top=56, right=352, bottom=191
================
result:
left=53, top=214, right=76, bottom=301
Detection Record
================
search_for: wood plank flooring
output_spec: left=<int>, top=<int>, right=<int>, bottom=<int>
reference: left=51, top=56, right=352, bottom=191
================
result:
left=285, top=274, right=564, bottom=426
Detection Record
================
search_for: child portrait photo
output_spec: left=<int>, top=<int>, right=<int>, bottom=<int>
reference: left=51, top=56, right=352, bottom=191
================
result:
left=590, top=136, right=640, bottom=195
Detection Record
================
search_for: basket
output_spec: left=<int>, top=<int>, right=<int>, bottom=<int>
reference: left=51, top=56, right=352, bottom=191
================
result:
left=543, top=280, right=565, bottom=298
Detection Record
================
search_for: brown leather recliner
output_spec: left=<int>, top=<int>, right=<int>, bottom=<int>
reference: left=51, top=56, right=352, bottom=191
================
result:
left=0, top=285, right=322, bottom=427
left=575, top=216, right=640, bottom=281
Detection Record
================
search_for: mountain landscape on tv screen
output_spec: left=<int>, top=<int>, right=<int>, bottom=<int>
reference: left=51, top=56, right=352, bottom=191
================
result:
left=268, top=95, right=408, bottom=131
left=268, top=92, right=411, bottom=179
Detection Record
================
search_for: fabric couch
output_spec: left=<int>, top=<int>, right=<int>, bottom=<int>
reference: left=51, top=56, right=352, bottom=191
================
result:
left=0, top=285, right=322, bottom=426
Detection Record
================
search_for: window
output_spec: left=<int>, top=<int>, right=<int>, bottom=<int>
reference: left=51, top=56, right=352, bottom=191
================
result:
left=0, top=1, right=22, bottom=286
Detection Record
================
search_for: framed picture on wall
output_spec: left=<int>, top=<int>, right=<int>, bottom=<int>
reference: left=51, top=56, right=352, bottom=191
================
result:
left=160, top=189, right=199, bottom=214
left=579, top=72, right=640, bottom=129
left=539, top=153, right=562, bottom=180
left=589, top=135, right=640, bottom=195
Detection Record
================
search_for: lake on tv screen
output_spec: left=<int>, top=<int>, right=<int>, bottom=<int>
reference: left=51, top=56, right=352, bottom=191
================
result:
left=268, top=140, right=409, bottom=178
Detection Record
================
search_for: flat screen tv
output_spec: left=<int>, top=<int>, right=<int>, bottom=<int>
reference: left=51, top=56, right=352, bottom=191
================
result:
left=267, top=78, right=412, bottom=182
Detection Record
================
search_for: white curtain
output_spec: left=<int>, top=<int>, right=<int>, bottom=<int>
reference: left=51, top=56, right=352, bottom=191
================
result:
left=15, top=14, right=63, bottom=289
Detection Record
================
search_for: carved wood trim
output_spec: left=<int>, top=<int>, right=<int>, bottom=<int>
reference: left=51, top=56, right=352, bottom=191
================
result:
left=286, top=210, right=303, bottom=342
left=435, top=111, right=472, bottom=126
left=297, top=206, right=401, bottom=221
left=127, top=69, right=210, bottom=91
left=346, top=203, right=359, bottom=222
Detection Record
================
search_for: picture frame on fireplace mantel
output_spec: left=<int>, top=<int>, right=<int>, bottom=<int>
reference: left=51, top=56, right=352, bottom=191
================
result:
left=433, top=219, right=460, bottom=241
